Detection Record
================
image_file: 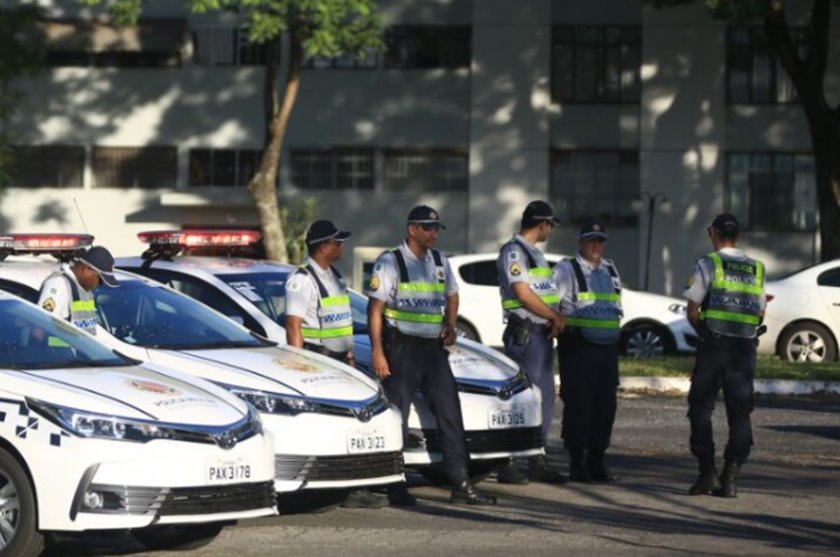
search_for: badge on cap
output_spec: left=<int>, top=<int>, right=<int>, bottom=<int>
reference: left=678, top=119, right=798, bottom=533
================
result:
left=429, top=211, right=438, bottom=220
left=593, top=224, right=602, bottom=231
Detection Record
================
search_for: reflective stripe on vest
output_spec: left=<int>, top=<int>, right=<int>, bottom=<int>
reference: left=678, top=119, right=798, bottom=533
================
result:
left=385, top=248, right=446, bottom=337
left=45, top=270, right=98, bottom=336
left=699, top=252, right=764, bottom=338
left=298, top=266, right=354, bottom=353
left=500, top=240, right=560, bottom=313
left=566, top=257, right=622, bottom=344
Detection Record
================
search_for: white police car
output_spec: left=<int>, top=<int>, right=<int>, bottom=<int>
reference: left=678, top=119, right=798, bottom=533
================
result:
left=116, top=230, right=545, bottom=475
left=0, top=235, right=404, bottom=495
left=0, top=289, right=277, bottom=557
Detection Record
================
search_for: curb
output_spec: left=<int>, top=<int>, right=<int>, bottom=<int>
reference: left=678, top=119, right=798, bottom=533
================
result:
left=619, top=376, right=840, bottom=395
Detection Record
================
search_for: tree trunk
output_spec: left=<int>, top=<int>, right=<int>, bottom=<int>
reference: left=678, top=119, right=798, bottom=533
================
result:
left=812, top=128, right=840, bottom=261
left=248, top=32, right=302, bottom=262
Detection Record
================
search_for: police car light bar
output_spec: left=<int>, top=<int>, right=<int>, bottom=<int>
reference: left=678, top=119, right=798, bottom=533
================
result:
left=138, top=230, right=262, bottom=248
left=1, top=233, right=94, bottom=252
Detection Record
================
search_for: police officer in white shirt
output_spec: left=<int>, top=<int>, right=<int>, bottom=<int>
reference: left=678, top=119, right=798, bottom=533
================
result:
left=37, top=246, right=119, bottom=335
left=367, top=205, right=496, bottom=506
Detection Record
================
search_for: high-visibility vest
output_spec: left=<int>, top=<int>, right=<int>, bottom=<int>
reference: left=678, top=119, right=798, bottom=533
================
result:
left=296, top=264, right=354, bottom=353
left=564, top=257, right=622, bottom=345
left=500, top=239, right=560, bottom=314
left=699, top=251, right=764, bottom=338
left=44, top=270, right=97, bottom=346
left=384, top=248, right=446, bottom=338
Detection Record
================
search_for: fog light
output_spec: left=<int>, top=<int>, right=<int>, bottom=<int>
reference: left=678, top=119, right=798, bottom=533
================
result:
left=83, top=490, right=104, bottom=510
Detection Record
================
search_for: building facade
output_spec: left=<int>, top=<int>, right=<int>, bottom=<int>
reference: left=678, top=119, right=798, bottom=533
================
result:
left=3, top=0, right=837, bottom=293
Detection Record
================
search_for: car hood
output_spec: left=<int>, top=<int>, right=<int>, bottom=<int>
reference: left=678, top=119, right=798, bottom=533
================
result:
left=150, top=345, right=379, bottom=401
left=0, top=364, right=246, bottom=426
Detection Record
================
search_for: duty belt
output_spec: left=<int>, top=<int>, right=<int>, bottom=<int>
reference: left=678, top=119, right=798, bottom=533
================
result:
left=303, top=342, right=351, bottom=362
left=384, top=324, right=441, bottom=346
left=505, top=313, right=550, bottom=334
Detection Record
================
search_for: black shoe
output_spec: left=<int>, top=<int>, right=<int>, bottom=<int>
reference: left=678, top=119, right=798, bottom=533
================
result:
left=569, top=459, right=592, bottom=483
left=713, top=460, right=740, bottom=498
left=497, top=459, right=529, bottom=485
left=587, top=452, right=620, bottom=483
left=342, top=489, right=389, bottom=509
left=688, top=465, right=720, bottom=496
left=387, top=483, right=417, bottom=506
left=528, top=455, right=568, bottom=484
left=450, top=479, right=497, bottom=506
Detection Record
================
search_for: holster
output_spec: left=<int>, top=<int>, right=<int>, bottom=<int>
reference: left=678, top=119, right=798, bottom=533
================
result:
left=505, top=314, right=549, bottom=347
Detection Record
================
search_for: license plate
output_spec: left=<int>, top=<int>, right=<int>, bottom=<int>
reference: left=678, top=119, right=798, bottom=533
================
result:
left=206, top=459, right=252, bottom=484
left=488, top=405, right=526, bottom=429
left=347, top=429, right=386, bottom=454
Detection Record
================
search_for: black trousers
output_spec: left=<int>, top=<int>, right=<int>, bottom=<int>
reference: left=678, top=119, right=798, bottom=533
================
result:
left=558, top=338, right=619, bottom=453
left=688, top=335, right=756, bottom=464
left=383, top=331, right=468, bottom=482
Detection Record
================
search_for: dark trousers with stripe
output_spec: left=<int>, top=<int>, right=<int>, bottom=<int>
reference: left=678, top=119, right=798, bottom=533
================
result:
left=688, top=335, right=756, bottom=464
left=503, top=325, right=555, bottom=446
left=558, top=337, right=619, bottom=452
left=383, top=331, right=468, bottom=482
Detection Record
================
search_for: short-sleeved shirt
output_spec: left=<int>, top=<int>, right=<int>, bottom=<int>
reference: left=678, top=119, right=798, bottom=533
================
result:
left=497, top=234, right=554, bottom=325
left=683, top=247, right=767, bottom=311
left=554, top=253, right=624, bottom=318
left=37, top=263, right=79, bottom=320
left=285, top=256, right=349, bottom=344
left=367, top=241, right=457, bottom=336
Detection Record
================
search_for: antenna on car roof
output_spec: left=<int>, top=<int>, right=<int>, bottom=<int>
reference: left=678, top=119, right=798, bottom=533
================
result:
left=73, top=198, right=90, bottom=234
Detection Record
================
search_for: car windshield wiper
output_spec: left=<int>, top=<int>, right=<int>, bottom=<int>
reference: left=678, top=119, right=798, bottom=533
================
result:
left=20, top=359, right=129, bottom=370
left=155, top=340, right=262, bottom=350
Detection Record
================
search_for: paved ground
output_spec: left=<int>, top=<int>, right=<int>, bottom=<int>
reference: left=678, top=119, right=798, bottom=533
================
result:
left=47, top=393, right=840, bottom=557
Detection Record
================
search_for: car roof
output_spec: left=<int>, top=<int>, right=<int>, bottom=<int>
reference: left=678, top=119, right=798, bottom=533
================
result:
left=116, top=255, right=298, bottom=275
left=0, top=257, right=151, bottom=289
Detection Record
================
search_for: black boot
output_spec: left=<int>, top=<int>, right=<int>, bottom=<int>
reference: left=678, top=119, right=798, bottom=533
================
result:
left=568, top=449, right=591, bottom=483
left=714, top=460, right=741, bottom=498
left=528, top=454, right=567, bottom=484
left=688, top=456, right=720, bottom=496
left=496, top=458, right=529, bottom=485
left=587, top=449, right=620, bottom=483
left=450, top=467, right=497, bottom=505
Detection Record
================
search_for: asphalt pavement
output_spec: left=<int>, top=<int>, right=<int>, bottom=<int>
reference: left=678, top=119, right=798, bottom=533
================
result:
left=48, top=393, right=840, bottom=557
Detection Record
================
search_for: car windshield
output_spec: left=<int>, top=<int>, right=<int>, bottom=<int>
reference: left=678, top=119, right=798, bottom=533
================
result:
left=218, top=272, right=369, bottom=335
left=0, top=299, right=129, bottom=369
left=94, top=280, right=265, bottom=350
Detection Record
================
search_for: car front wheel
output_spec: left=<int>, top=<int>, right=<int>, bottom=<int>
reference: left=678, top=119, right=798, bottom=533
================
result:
left=0, top=449, right=43, bottom=557
left=620, top=324, right=672, bottom=358
left=779, top=322, right=838, bottom=363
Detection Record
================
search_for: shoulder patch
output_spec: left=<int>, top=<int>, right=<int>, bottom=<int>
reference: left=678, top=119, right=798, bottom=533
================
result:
left=286, top=277, right=303, bottom=292
left=508, top=250, right=520, bottom=262
left=42, top=298, right=56, bottom=312
left=509, top=263, right=522, bottom=277
left=374, top=262, right=384, bottom=272
left=369, top=275, right=381, bottom=292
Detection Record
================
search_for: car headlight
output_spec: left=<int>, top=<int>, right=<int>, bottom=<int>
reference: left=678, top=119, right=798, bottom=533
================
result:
left=668, top=303, right=687, bottom=316
left=28, top=399, right=178, bottom=442
left=218, top=384, right=320, bottom=416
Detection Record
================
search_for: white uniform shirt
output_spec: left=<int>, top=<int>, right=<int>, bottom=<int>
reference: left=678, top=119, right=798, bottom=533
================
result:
left=37, top=263, right=79, bottom=320
left=497, top=234, right=554, bottom=325
left=683, top=247, right=767, bottom=310
left=285, top=257, right=348, bottom=343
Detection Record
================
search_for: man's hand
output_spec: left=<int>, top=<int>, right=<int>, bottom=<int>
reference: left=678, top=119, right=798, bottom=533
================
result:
left=346, top=350, right=356, bottom=367
left=548, top=313, right=565, bottom=338
left=372, top=348, right=390, bottom=379
left=441, top=323, right=457, bottom=346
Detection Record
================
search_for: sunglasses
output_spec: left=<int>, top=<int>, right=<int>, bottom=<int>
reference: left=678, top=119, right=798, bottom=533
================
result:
left=418, top=223, right=441, bottom=231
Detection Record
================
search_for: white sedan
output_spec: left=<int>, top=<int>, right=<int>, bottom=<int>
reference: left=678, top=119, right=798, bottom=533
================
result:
left=448, top=253, right=697, bottom=357
left=0, top=291, right=276, bottom=556
left=760, top=260, right=840, bottom=362
left=116, top=230, right=546, bottom=476
left=0, top=236, right=404, bottom=495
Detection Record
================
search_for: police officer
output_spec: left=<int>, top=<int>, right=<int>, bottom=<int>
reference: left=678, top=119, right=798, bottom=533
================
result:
left=367, top=205, right=496, bottom=506
left=684, top=213, right=766, bottom=498
left=37, top=246, right=119, bottom=335
left=496, top=200, right=567, bottom=485
left=553, top=219, right=622, bottom=483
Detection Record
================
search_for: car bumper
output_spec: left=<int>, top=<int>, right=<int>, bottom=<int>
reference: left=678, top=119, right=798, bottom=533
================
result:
left=668, top=319, right=698, bottom=353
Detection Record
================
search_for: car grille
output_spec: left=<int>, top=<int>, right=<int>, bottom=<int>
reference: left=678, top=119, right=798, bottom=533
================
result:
left=406, top=427, right=542, bottom=454
left=456, top=372, right=532, bottom=400
left=275, top=452, right=404, bottom=483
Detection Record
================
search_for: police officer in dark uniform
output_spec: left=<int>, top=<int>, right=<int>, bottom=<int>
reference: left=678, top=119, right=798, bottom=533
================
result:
left=684, top=213, right=766, bottom=498
left=37, top=246, right=119, bottom=335
left=495, top=200, right=567, bottom=485
left=367, top=205, right=496, bottom=506
left=286, top=220, right=387, bottom=509
left=553, top=220, right=622, bottom=483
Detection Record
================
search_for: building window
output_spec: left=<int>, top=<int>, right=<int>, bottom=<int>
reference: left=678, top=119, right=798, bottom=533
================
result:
left=384, top=26, right=471, bottom=69
left=289, top=148, right=374, bottom=190
left=189, top=148, right=261, bottom=187
left=92, top=146, right=177, bottom=188
left=727, top=153, right=816, bottom=231
left=192, top=26, right=272, bottom=66
left=7, top=145, right=84, bottom=188
left=303, top=49, right=378, bottom=69
left=727, top=27, right=809, bottom=104
left=42, top=19, right=184, bottom=68
left=551, top=26, right=640, bottom=103
left=383, top=149, right=468, bottom=191
left=549, top=150, right=639, bottom=226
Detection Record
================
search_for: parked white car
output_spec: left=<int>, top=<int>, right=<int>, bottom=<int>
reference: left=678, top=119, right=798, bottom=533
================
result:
left=0, top=235, right=404, bottom=495
left=115, top=230, right=546, bottom=476
left=448, top=253, right=697, bottom=357
left=760, top=260, right=840, bottom=362
left=0, top=290, right=277, bottom=557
